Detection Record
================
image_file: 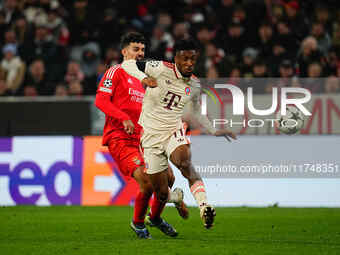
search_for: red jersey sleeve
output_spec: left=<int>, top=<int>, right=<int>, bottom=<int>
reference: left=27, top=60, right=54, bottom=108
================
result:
left=95, top=65, right=130, bottom=122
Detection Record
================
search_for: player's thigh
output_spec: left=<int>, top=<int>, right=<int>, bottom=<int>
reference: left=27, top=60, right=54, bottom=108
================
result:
left=170, top=144, right=191, bottom=170
left=170, top=144, right=200, bottom=182
left=108, top=139, right=145, bottom=177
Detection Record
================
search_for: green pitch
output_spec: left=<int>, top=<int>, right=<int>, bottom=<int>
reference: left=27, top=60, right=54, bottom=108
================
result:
left=1, top=206, right=339, bottom=255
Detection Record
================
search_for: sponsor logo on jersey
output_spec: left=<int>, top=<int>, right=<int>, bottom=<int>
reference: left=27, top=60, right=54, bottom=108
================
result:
left=127, top=78, right=133, bottom=84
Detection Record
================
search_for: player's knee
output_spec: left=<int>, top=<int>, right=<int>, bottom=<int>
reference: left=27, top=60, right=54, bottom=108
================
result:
left=140, top=182, right=153, bottom=196
left=156, top=189, right=169, bottom=203
left=178, top=159, right=191, bottom=171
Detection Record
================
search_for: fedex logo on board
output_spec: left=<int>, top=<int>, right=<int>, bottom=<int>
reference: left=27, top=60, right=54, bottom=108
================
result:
left=0, top=137, right=138, bottom=206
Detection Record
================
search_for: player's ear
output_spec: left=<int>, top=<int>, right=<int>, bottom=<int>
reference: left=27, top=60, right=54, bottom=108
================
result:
left=121, top=48, right=127, bottom=57
left=174, top=53, right=178, bottom=63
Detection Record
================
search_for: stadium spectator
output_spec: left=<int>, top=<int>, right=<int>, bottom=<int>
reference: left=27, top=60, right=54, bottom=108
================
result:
left=54, top=83, right=68, bottom=97
left=220, top=20, right=246, bottom=63
left=0, top=79, right=11, bottom=96
left=64, top=61, right=84, bottom=85
left=98, top=8, right=121, bottom=50
left=255, top=22, right=274, bottom=59
left=217, top=0, right=234, bottom=27
left=67, top=0, right=98, bottom=45
left=4, top=29, right=18, bottom=46
left=103, top=47, right=120, bottom=67
left=301, top=62, right=324, bottom=93
left=252, top=59, right=269, bottom=78
left=282, top=0, right=309, bottom=40
left=172, top=22, right=189, bottom=41
left=149, top=25, right=174, bottom=60
left=68, top=80, right=83, bottom=97
left=23, top=84, right=38, bottom=97
left=13, top=14, right=34, bottom=46
left=45, top=7, right=69, bottom=46
left=228, top=65, right=242, bottom=86
left=325, top=75, right=340, bottom=93
left=19, top=23, right=58, bottom=68
left=278, top=59, right=295, bottom=78
left=70, top=41, right=100, bottom=78
left=276, top=59, right=295, bottom=88
left=0, top=0, right=338, bottom=96
left=310, top=21, right=331, bottom=55
left=275, top=19, right=299, bottom=60
left=0, top=43, right=26, bottom=94
left=0, top=0, right=21, bottom=25
left=23, top=59, right=51, bottom=95
left=291, top=76, right=302, bottom=88
left=297, top=36, right=323, bottom=77
left=0, top=11, right=8, bottom=43
left=241, top=47, right=258, bottom=77
left=314, top=4, right=332, bottom=34
left=332, top=23, right=340, bottom=48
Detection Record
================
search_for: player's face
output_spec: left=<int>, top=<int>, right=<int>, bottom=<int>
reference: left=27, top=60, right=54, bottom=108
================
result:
left=175, top=50, right=198, bottom=77
left=122, top=42, right=145, bottom=61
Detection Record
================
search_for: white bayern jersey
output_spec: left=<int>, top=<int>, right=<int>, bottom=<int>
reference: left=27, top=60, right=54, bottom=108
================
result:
left=121, top=60, right=216, bottom=135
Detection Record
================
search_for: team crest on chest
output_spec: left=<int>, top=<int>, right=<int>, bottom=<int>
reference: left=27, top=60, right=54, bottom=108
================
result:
left=185, top=86, right=191, bottom=95
left=132, top=156, right=141, bottom=166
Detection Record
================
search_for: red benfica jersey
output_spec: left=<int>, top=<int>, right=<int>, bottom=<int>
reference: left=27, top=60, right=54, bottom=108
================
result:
left=95, top=64, right=145, bottom=145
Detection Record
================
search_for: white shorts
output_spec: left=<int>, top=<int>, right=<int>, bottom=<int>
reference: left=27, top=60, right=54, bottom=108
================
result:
left=141, top=127, right=190, bottom=174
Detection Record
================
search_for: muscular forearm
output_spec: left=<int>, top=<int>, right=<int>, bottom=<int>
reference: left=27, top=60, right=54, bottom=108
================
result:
left=193, top=112, right=217, bottom=135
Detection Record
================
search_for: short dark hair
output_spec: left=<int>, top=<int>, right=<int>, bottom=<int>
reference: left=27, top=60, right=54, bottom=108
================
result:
left=174, top=38, right=199, bottom=55
left=120, top=32, right=146, bottom=49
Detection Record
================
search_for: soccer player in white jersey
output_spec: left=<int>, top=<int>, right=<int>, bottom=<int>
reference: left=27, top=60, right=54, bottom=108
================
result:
left=121, top=38, right=236, bottom=229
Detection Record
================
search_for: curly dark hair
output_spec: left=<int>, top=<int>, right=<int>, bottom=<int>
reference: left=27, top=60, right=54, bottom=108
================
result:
left=173, top=38, right=199, bottom=55
left=120, top=32, right=146, bottom=49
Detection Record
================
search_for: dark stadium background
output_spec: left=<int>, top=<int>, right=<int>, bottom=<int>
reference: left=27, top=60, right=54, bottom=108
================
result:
left=0, top=1, right=340, bottom=254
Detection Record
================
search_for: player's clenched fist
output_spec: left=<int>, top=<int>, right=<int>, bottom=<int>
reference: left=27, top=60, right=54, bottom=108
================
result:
left=123, top=120, right=135, bottom=135
left=142, top=77, right=157, bottom=88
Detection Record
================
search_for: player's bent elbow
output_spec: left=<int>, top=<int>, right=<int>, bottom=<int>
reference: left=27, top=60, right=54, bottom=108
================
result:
left=95, top=93, right=106, bottom=111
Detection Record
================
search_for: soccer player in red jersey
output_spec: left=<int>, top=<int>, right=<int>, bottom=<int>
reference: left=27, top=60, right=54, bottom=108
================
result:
left=95, top=32, right=187, bottom=239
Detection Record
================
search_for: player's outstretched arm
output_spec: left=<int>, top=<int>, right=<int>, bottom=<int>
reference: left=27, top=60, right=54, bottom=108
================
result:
left=121, top=60, right=157, bottom=88
left=189, top=91, right=237, bottom=141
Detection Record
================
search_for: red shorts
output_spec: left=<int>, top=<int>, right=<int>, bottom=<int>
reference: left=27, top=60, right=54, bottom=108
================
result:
left=108, top=138, right=145, bottom=177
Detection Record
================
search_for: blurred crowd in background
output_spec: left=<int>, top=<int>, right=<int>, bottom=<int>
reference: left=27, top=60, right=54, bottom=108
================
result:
left=0, top=0, right=340, bottom=97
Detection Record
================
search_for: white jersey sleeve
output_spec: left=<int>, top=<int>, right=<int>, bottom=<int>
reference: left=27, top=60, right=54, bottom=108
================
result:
left=121, top=60, right=147, bottom=81
left=187, top=88, right=217, bottom=135
left=145, top=60, right=165, bottom=78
